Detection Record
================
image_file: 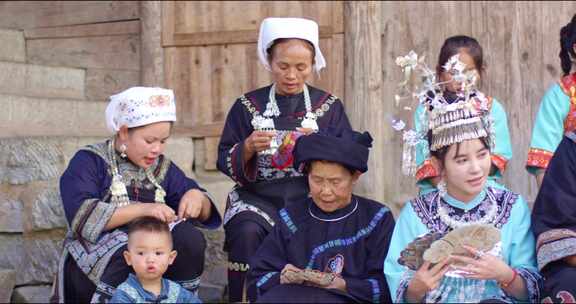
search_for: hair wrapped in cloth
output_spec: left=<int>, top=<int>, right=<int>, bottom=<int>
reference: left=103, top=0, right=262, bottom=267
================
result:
left=293, top=128, right=373, bottom=173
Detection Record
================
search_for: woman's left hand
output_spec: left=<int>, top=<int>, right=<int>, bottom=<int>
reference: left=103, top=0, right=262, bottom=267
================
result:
left=450, top=245, right=514, bottom=283
left=178, top=189, right=211, bottom=221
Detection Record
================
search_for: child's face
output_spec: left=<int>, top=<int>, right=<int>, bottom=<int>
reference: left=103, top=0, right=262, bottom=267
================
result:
left=124, top=230, right=177, bottom=282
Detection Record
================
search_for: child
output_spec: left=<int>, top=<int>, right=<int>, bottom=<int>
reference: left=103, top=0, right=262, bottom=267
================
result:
left=414, top=35, right=513, bottom=194
left=110, top=217, right=201, bottom=303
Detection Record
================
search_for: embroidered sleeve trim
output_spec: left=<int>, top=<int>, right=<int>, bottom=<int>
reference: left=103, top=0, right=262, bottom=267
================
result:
left=559, top=75, right=576, bottom=133
left=279, top=208, right=297, bottom=234
left=367, top=278, right=381, bottom=303
left=394, top=271, right=413, bottom=303
left=513, top=267, right=543, bottom=303
left=415, top=159, right=439, bottom=181
left=72, top=198, right=117, bottom=243
left=256, top=271, right=279, bottom=296
left=536, top=229, right=576, bottom=270
left=491, top=154, right=508, bottom=173
left=526, top=148, right=554, bottom=169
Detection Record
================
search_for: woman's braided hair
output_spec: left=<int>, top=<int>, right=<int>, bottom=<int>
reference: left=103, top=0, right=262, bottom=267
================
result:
left=560, top=14, right=576, bottom=76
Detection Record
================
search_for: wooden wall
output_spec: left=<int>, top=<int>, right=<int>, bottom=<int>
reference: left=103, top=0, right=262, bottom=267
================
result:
left=0, top=1, right=141, bottom=101
left=375, top=1, right=576, bottom=212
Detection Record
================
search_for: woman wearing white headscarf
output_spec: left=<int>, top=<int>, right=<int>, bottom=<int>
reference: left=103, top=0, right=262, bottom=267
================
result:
left=50, top=87, right=222, bottom=303
left=216, top=17, right=352, bottom=302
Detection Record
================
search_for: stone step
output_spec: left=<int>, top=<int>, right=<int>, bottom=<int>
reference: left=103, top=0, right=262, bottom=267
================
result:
left=0, top=269, right=16, bottom=303
left=0, top=61, right=85, bottom=100
left=0, top=29, right=25, bottom=63
left=0, top=94, right=107, bottom=138
left=11, top=285, right=52, bottom=303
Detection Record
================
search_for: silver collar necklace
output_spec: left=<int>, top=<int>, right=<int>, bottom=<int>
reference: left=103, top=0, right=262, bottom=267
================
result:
left=308, top=197, right=359, bottom=222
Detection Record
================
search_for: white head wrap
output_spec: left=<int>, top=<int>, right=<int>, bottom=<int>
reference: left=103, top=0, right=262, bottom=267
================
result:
left=257, top=17, right=326, bottom=72
left=105, top=86, right=177, bottom=134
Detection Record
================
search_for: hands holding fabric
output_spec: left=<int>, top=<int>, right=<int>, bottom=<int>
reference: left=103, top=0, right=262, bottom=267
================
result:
left=280, top=264, right=346, bottom=291
left=450, top=245, right=515, bottom=283
left=406, top=259, right=450, bottom=302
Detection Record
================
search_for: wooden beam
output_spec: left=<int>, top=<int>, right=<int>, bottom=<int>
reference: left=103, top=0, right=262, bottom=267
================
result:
left=173, top=123, right=224, bottom=138
left=140, top=1, right=164, bottom=87
left=344, top=1, right=385, bottom=203
left=163, top=26, right=334, bottom=47
left=24, top=20, right=140, bottom=39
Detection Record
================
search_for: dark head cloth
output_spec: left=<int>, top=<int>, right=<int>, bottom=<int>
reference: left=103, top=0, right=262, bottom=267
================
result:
left=293, top=128, right=373, bottom=173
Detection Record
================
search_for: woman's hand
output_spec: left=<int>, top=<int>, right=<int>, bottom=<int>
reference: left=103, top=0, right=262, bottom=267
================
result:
left=144, top=203, right=177, bottom=223
left=280, top=264, right=305, bottom=285
left=450, top=245, right=514, bottom=283
left=406, top=259, right=450, bottom=302
left=244, top=131, right=276, bottom=154
left=178, top=189, right=211, bottom=221
left=564, top=255, right=576, bottom=267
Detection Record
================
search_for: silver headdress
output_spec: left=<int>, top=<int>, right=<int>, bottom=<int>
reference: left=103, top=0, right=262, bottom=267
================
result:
left=391, top=51, right=494, bottom=176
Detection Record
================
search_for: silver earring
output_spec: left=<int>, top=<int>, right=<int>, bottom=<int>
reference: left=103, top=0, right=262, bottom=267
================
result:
left=437, top=179, right=447, bottom=198
left=119, top=144, right=127, bottom=158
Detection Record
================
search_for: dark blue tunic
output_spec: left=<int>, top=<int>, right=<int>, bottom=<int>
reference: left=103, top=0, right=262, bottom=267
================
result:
left=248, top=195, right=395, bottom=303
left=532, top=131, right=576, bottom=302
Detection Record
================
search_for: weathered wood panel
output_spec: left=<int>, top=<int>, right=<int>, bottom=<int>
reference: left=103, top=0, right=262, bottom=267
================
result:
left=24, top=20, right=140, bottom=39
left=344, top=2, right=386, bottom=207
left=85, top=69, right=140, bottom=101
left=0, top=1, right=139, bottom=30
left=27, top=35, right=140, bottom=70
left=378, top=1, right=576, bottom=209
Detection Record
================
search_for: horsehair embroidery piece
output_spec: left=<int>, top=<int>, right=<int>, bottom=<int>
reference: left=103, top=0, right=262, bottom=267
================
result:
left=390, top=51, right=494, bottom=176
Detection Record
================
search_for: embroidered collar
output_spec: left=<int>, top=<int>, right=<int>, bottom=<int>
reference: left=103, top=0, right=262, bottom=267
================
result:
left=126, top=273, right=169, bottom=302
left=308, top=196, right=359, bottom=222
left=442, top=189, right=487, bottom=211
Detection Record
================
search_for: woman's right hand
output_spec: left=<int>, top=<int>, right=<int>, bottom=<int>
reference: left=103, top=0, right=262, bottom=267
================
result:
left=244, top=130, right=276, bottom=154
left=143, top=203, right=177, bottom=223
left=406, top=259, right=450, bottom=302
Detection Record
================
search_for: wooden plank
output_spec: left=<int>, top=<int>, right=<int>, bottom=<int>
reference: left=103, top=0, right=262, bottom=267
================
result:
left=85, top=68, right=140, bottom=101
left=141, top=1, right=164, bottom=87
left=0, top=1, right=139, bottom=30
left=161, top=1, right=176, bottom=47
left=165, top=26, right=334, bottom=47
left=344, top=2, right=385, bottom=204
left=27, top=35, right=140, bottom=70
left=204, top=136, right=220, bottom=170
left=173, top=123, right=224, bottom=138
left=24, top=20, right=139, bottom=39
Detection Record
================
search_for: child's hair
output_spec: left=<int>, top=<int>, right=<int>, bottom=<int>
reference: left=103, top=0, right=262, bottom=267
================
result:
left=127, top=216, right=172, bottom=245
left=436, top=35, right=485, bottom=79
left=560, top=14, right=576, bottom=76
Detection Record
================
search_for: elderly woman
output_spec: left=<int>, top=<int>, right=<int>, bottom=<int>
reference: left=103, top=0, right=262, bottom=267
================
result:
left=217, top=17, right=351, bottom=302
left=50, top=87, right=221, bottom=303
left=247, top=129, right=395, bottom=303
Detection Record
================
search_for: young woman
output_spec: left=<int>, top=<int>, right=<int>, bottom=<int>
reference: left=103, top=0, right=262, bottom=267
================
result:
left=216, top=17, right=351, bottom=302
left=414, top=35, right=513, bottom=194
left=385, top=91, right=541, bottom=302
left=526, top=14, right=576, bottom=188
left=50, top=87, right=222, bottom=303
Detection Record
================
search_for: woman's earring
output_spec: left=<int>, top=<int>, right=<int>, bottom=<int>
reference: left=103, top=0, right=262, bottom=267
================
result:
left=437, top=179, right=447, bottom=198
left=119, top=144, right=127, bottom=158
